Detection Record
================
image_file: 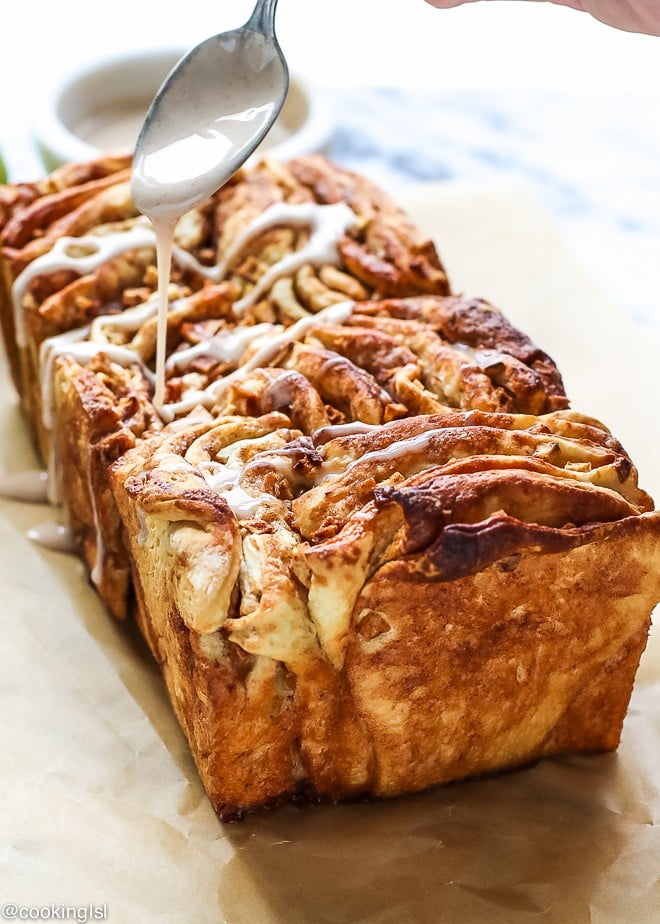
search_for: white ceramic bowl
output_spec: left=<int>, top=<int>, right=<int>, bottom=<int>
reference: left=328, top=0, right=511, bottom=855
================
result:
left=34, top=48, right=334, bottom=171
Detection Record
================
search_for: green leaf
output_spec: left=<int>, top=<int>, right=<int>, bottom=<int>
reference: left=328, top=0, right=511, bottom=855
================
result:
left=0, top=153, right=6, bottom=185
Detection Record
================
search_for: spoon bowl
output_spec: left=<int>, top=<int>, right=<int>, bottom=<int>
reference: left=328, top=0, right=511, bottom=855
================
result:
left=131, top=0, right=289, bottom=220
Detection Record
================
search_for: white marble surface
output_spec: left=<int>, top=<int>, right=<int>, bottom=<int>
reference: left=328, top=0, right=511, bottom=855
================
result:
left=329, top=88, right=660, bottom=342
left=2, top=84, right=658, bottom=344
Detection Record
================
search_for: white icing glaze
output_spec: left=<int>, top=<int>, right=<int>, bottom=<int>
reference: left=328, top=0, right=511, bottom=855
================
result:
left=77, top=99, right=292, bottom=155
left=232, top=203, right=356, bottom=315
left=219, top=202, right=354, bottom=278
left=10, top=233, right=179, bottom=589
left=337, top=427, right=451, bottom=478
left=131, top=48, right=305, bottom=409
left=221, top=485, right=268, bottom=518
left=254, top=453, right=298, bottom=477
left=153, top=216, right=176, bottom=406
left=241, top=446, right=308, bottom=485
left=37, top=327, right=158, bottom=585
left=171, top=202, right=356, bottom=290
left=47, top=439, right=62, bottom=507
left=75, top=100, right=149, bottom=150
left=197, top=459, right=271, bottom=518
left=156, top=452, right=196, bottom=475
left=162, top=409, right=212, bottom=431
left=0, top=469, right=49, bottom=503
left=40, top=331, right=154, bottom=430
left=190, top=201, right=354, bottom=313
left=39, top=327, right=88, bottom=429
left=27, top=521, right=75, bottom=552
left=207, top=300, right=355, bottom=399
left=451, top=341, right=510, bottom=370
left=158, top=389, right=210, bottom=423
left=199, top=460, right=238, bottom=491
left=315, top=426, right=453, bottom=485
left=159, top=301, right=354, bottom=421
left=13, top=221, right=194, bottom=354
left=314, top=421, right=382, bottom=441
left=12, top=223, right=156, bottom=347
left=12, top=163, right=358, bottom=574
left=87, top=467, right=105, bottom=587
left=13, top=190, right=358, bottom=426
left=148, top=201, right=356, bottom=403
left=89, top=291, right=159, bottom=340
left=471, top=348, right=510, bottom=370
left=165, top=323, right=273, bottom=373
left=15, top=200, right=356, bottom=425
left=130, top=37, right=284, bottom=224
left=265, top=370, right=300, bottom=409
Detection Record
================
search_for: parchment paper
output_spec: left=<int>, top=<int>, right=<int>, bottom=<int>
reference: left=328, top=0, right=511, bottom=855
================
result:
left=1, top=181, right=658, bottom=924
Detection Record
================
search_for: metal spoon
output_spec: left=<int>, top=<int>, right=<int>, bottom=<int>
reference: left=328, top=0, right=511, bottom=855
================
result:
left=131, top=0, right=289, bottom=219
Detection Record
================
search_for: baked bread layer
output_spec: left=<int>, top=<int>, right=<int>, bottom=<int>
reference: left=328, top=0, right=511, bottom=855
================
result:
left=1, top=154, right=658, bottom=818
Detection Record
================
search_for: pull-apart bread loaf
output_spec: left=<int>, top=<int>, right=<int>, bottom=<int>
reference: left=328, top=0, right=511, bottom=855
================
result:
left=2, top=155, right=659, bottom=819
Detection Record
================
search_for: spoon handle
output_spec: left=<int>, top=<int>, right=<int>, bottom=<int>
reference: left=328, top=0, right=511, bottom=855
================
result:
left=245, top=0, right=280, bottom=35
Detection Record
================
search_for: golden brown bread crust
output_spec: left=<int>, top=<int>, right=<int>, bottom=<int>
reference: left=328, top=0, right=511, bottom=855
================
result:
left=106, top=390, right=659, bottom=817
left=2, top=154, right=659, bottom=819
left=110, top=434, right=660, bottom=815
left=213, top=156, right=449, bottom=302
left=0, top=153, right=453, bottom=619
left=351, top=295, right=568, bottom=413
left=341, top=514, right=658, bottom=793
left=0, top=156, right=132, bottom=390
left=51, top=355, right=160, bottom=619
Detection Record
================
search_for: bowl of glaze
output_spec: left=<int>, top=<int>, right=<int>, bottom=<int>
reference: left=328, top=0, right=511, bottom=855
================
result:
left=34, top=48, right=334, bottom=171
